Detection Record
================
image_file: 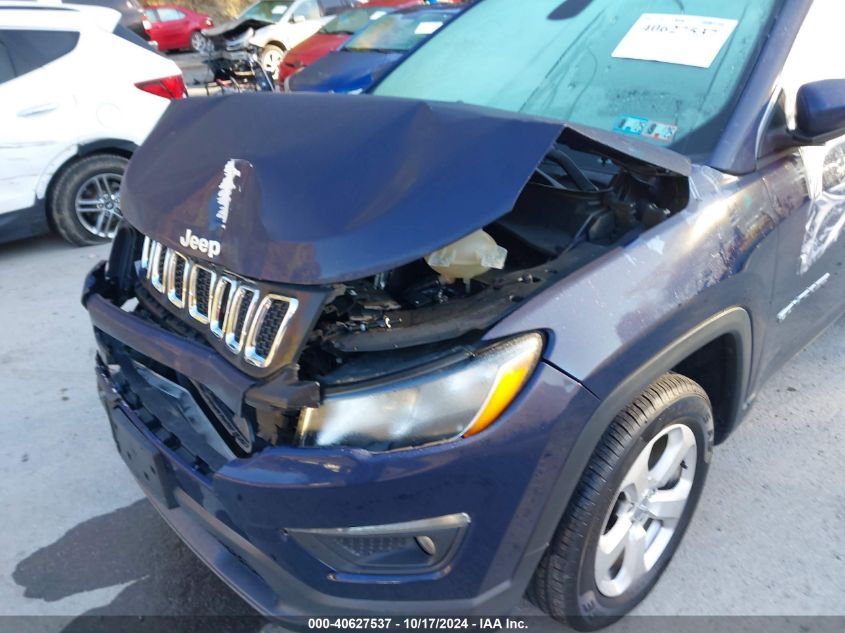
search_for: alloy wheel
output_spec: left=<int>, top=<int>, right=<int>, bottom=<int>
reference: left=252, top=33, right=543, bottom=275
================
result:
left=594, top=423, right=698, bottom=598
left=261, top=49, right=283, bottom=78
left=191, top=31, right=208, bottom=52
left=74, top=173, right=123, bottom=239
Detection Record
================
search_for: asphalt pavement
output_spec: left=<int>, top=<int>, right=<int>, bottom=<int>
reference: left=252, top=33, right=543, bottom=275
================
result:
left=0, top=233, right=843, bottom=631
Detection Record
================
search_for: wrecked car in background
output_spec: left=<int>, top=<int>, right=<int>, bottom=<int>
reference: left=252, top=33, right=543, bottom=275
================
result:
left=84, top=0, right=845, bottom=629
left=247, top=0, right=358, bottom=80
left=276, top=1, right=420, bottom=86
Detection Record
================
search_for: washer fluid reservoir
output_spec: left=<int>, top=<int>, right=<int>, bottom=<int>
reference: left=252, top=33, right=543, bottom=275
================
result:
left=425, top=229, right=508, bottom=284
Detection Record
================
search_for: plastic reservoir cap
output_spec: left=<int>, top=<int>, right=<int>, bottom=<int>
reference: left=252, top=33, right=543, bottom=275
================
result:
left=425, top=229, right=508, bottom=282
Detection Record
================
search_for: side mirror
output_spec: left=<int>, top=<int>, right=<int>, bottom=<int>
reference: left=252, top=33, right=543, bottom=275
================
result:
left=292, top=14, right=306, bottom=23
left=794, top=79, right=845, bottom=145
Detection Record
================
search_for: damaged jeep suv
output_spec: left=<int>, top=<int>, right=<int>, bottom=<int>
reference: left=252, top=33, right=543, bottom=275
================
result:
left=84, top=0, right=845, bottom=628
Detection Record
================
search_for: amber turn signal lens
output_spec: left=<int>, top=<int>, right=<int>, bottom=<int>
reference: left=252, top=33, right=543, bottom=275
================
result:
left=463, top=359, right=533, bottom=438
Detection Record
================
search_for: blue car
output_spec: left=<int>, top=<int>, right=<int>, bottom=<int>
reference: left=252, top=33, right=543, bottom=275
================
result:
left=85, top=0, right=845, bottom=629
left=286, top=5, right=461, bottom=93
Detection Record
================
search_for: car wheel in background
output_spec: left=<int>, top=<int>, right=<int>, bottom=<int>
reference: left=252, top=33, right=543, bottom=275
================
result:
left=190, top=30, right=208, bottom=52
left=260, top=44, right=285, bottom=80
left=529, top=373, right=714, bottom=631
left=49, top=154, right=129, bottom=246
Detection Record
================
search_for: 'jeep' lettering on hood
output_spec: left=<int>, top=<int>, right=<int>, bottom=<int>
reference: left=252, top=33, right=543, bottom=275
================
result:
left=179, top=229, right=221, bottom=258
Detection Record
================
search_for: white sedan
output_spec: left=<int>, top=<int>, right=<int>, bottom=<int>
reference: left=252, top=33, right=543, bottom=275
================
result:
left=250, top=0, right=357, bottom=79
left=0, top=1, right=183, bottom=246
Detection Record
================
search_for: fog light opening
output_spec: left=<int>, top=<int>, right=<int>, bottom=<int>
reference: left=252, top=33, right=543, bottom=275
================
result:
left=287, top=513, right=470, bottom=577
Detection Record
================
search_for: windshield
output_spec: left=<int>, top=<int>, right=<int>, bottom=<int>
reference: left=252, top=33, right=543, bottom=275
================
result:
left=320, top=7, right=391, bottom=35
left=374, top=0, right=782, bottom=158
left=344, top=10, right=454, bottom=53
left=240, top=1, right=292, bottom=21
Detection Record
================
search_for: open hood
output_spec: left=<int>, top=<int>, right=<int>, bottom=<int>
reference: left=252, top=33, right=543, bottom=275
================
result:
left=202, top=16, right=273, bottom=39
left=123, top=93, right=689, bottom=285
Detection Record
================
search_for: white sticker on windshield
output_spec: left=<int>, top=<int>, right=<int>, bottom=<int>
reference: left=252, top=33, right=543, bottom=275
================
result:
left=414, top=21, right=443, bottom=35
left=369, top=10, right=386, bottom=20
left=612, top=14, right=738, bottom=69
left=271, top=5, right=287, bottom=14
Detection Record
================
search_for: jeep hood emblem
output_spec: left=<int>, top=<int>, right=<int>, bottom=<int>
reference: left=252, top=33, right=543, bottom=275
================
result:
left=179, top=228, right=221, bottom=259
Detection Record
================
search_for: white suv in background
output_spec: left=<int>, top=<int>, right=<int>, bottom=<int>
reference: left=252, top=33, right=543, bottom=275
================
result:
left=0, top=2, right=183, bottom=246
left=251, top=0, right=357, bottom=79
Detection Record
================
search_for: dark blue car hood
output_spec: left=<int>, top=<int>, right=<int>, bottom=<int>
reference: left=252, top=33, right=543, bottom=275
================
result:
left=123, top=92, right=689, bottom=285
left=289, top=50, right=402, bottom=94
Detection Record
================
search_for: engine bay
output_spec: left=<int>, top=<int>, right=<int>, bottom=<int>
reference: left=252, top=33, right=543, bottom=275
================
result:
left=300, top=144, right=688, bottom=384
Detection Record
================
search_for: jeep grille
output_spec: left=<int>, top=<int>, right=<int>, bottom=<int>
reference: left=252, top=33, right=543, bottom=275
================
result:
left=139, top=237, right=297, bottom=369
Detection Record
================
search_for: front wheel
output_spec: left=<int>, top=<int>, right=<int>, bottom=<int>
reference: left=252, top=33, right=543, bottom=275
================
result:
left=190, top=30, right=209, bottom=53
left=529, top=373, right=714, bottom=630
left=260, top=44, right=285, bottom=80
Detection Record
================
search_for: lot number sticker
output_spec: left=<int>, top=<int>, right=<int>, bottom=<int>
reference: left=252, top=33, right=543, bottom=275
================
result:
left=612, top=14, right=738, bottom=68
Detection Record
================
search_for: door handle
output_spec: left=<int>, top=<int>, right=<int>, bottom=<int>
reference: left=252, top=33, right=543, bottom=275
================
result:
left=17, top=103, right=60, bottom=117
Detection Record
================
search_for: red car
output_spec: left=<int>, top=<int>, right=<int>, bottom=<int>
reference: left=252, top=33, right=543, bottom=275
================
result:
left=144, top=4, right=213, bottom=52
left=277, top=0, right=423, bottom=85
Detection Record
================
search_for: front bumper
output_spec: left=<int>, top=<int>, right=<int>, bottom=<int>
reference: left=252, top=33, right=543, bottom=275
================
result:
left=84, top=262, right=599, bottom=618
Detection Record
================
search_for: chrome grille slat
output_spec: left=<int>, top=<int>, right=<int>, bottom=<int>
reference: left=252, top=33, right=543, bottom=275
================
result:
left=166, top=251, right=190, bottom=308
left=188, top=265, right=216, bottom=324
left=224, top=286, right=258, bottom=353
left=141, top=239, right=297, bottom=368
left=244, top=295, right=299, bottom=368
left=210, top=276, right=237, bottom=338
left=150, top=242, right=167, bottom=291
left=140, top=236, right=152, bottom=271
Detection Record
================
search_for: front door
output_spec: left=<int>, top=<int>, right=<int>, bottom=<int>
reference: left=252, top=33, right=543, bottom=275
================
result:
left=759, top=1, right=845, bottom=377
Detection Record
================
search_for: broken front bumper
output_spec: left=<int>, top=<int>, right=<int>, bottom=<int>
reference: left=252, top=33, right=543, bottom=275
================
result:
left=83, top=261, right=599, bottom=619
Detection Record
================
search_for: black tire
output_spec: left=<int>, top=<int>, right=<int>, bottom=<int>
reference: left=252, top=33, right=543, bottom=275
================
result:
left=529, top=373, right=714, bottom=631
left=49, top=154, right=128, bottom=246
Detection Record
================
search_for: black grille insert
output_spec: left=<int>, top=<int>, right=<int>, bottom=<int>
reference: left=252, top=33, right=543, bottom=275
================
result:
left=216, top=283, right=232, bottom=324
left=157, top=246, right=167, bottom=277
left=233, top=290, right=255, bottom=343
left=173, top=256, right=186, bottom=299
left=195, top=268, right=212, bottom=317
left=255, top=300, right=290, bottom=358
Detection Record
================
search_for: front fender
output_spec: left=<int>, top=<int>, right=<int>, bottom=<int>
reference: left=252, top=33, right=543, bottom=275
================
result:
left=484, top=164, right=781, bottom=596
left=501, top=306, right=752, bottom=603
left=251, top=26, right=284, bottom=49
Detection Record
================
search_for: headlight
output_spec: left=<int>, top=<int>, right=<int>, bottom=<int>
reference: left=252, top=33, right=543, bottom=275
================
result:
left=296, top=333, right=543, bottom=451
